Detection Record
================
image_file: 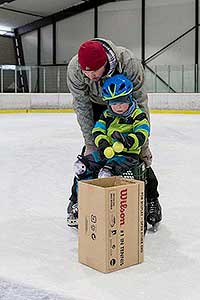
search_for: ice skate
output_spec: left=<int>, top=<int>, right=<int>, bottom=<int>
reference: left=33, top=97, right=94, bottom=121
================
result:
left=147, top=198, right=162, bottom=232
left=98, top=166, right=112, bottom=178
left=67, top=202, right=78, bottom=228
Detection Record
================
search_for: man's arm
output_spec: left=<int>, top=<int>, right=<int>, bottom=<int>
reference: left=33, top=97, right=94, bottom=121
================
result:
left=67, top=57, right=95, bottom=146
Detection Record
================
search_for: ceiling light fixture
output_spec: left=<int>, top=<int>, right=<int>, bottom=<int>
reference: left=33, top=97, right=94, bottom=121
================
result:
left=0, top=30, right=7, bottom=35
left=0, top=0, right=15, bottom=5
left=0, top=25, right=12, bottom=31
left=0, top=25, right=13, bottom=36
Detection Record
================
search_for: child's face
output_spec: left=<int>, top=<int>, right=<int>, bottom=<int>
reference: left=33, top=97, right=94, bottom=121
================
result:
left=110, top=102, right=129, bottom=115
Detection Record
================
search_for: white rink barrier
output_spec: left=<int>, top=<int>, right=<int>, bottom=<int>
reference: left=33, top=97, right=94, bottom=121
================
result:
left=0, top=93, right=73, bottom=110
left=0, top=93, right=200, bottom=111
left=148, top=93, right=200, bottom=111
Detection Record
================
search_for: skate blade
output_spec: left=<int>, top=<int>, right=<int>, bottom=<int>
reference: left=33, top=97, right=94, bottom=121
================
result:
left=68, top=225, right=78, bottom=229
left=67, top=223, right=78, bottom=229
left=67, top=217, right=78, bottom=228
left=148, top=222, right=160, bottom=233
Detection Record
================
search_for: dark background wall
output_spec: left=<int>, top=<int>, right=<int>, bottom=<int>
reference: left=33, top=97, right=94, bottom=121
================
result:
left=0, top=36, right=16, bottom=65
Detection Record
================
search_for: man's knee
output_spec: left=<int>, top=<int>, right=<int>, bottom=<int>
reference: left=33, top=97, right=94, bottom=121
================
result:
left=140, top=142, right=152, bottom=167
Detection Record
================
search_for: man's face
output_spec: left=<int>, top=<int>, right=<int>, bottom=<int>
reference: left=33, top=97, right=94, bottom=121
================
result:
left=82, top=63, right=107, bottom=81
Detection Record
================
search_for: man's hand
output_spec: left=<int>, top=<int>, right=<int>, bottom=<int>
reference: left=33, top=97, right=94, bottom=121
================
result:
left=85, top=144, right=97, bottom=155
left=140, top=144, right=152, bottom=167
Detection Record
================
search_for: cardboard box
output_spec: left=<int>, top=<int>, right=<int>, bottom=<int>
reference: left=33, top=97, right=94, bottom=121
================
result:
left=78, top=176, right=145, bottom=273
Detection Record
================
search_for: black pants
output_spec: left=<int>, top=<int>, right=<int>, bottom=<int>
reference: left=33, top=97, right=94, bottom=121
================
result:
left=145, top=167, right=159, bottom=200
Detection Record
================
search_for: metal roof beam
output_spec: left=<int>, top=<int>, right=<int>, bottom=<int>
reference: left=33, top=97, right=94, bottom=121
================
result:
left=0, top=6, right=44, bottom=17
left=16, top=0, right=116, bottom=35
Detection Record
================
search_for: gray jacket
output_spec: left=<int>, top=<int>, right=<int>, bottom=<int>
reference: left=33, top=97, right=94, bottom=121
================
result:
left=67, top=38, right=149, bottom=146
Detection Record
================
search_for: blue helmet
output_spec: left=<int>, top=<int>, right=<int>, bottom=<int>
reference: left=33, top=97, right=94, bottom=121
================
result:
left=102, top=74, right=133, bottom=101
left=102, top=74, right=136, bottom=117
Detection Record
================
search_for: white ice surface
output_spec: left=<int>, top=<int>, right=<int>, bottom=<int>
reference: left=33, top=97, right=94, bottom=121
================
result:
left=0, top=113, right=200, bottom=300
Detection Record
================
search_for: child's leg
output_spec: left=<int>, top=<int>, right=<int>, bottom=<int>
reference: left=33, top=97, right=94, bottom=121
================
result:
left=68, top=151, right=103, bottom=204
left=98, top=155, right=139, bottom=178
left=106, top=155, right=139, bottom=174
left=67, top=151, right=103, bottom=227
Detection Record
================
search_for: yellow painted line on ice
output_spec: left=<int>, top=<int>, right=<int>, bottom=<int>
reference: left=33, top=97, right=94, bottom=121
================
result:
left=0, top=109, right=74, bottom=114
left=0, top=109, right=200, bottom=114
left=150, top=110, right=200, bottom=114
left=29, top=109, right=74, bottom=113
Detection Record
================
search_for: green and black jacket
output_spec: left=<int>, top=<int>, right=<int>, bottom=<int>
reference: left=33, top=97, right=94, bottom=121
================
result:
left=92, top=108, right=150, bottom=156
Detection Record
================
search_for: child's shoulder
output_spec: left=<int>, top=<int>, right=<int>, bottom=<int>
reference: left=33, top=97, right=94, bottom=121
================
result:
left=96, top=109, right=111, bottom=122
left=102, top=109, right=113, bottom=118
left=132, top=106, right=146, bottom=116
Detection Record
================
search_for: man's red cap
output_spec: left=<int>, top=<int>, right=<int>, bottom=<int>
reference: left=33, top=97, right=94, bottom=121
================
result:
left=78, top=40, right=107, bottom=71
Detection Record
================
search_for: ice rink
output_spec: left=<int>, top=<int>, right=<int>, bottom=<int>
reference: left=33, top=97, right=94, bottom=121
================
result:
left=0, top=112, right=200, bottom=300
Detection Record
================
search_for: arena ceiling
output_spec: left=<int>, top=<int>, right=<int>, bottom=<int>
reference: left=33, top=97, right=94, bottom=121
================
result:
left=0, top=0, right=119, bottom=36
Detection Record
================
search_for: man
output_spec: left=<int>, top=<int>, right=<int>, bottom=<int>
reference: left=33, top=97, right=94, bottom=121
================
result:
left=67, top=38, right=162, bottom=230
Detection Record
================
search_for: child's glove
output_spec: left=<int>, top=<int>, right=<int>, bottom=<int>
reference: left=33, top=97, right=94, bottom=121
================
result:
left=112, top=131, right=135, bottom=150
left=98, top=139, right=114, bottom=159
left=112, top=141, right=124, bottom=153
left=104, top=147, right=115, bottom=159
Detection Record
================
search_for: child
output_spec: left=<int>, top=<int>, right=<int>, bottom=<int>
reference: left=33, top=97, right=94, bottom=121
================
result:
left=91, top=74, right=150, bottom=177
left=67, top=74, right=151, bottom=227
